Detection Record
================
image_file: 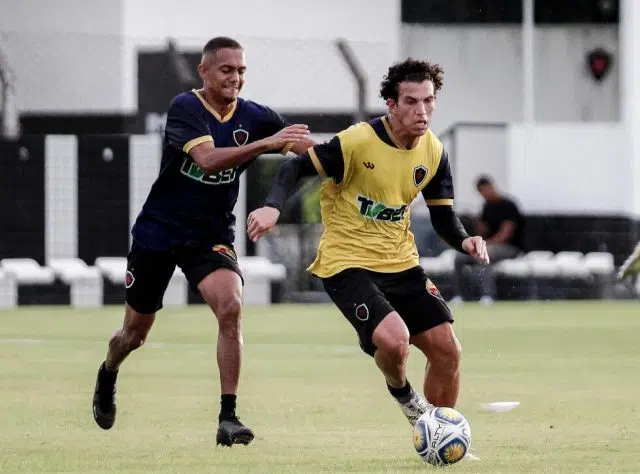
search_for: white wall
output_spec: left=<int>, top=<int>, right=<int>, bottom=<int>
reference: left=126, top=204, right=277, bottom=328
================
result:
left=0, top=0, right=400, bottom=114
left=122, top=0, right=400, bottom=113
left=451, top=126, right=509, bottom=214
left=403, top=25, right=620, bottom=133
left=0, top=0, right=125, bottom=112
left=620, top=0, right=640, bottom=220
left=507, top=123, right=630, bottom=215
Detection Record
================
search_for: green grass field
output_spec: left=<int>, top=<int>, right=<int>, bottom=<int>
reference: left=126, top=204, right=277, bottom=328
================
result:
left=0, top=301, right=638, bottom=473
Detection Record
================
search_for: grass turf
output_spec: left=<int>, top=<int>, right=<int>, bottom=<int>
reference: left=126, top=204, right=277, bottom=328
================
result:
left=0, top=301, right=638, bottom=473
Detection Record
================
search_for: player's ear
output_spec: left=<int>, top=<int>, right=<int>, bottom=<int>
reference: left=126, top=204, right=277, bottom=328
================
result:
left=386, top=98, right=396, bottom=110
left=197, top=62, right=206, bottom=80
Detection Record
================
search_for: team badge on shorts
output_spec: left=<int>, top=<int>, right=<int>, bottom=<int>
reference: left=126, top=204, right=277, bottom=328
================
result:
left=426, top=279, right=443, bottom=300
left=213, top=244, right=237, bottom=261
left=413, top=165, right=428, bottom=187
left=355, top=303, right=369, bottom=321
left=233, top=128, right=249, bottom=146
left=125, top=270, right=135, bottom=288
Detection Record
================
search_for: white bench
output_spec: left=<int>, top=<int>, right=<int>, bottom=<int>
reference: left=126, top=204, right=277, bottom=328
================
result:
left=0, top=258, right=63, bottom=306
left=419, top=249, right=457, bottom=276
left=94, top=257, right=127, bottom=285
left=47, top=258, right=103, bottom=308
left=0, top=258, right=56, bottom=284
left=239, top=256, right=286, bottom=305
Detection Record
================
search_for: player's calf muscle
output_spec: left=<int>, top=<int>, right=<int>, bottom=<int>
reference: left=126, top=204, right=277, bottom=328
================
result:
left=105, top=309, right=154, bottom=371
left=372, top=313, right=411, bottom=387
left=105, top=328, right=144, bottom=371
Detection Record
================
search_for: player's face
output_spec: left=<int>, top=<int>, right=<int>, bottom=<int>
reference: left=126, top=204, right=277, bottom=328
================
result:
left=199, top=48, right=246, bottom=103
left=388, top=80, right=435, bottom=137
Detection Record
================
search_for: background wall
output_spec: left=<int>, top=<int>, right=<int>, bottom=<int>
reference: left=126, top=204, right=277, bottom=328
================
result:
left=402, top=25, right=619, bottom=132
left=0, top=0, right=400, bottom=114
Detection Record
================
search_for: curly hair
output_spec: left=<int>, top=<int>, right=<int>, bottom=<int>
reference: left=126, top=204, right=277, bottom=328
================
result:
left=379, top=58, right=444, bottom=101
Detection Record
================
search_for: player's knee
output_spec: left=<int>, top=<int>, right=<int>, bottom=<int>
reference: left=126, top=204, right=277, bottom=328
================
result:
left=376, top=331, right=410, bottom=364
left=215, top=295, right=242, bottom=333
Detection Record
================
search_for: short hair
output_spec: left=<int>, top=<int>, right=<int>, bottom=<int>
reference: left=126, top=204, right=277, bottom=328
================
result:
left=202, top=37, right=242, bottom=56
left=476, top=175, right=493, bottom=188
left=379, top=58, right=444, bottom=101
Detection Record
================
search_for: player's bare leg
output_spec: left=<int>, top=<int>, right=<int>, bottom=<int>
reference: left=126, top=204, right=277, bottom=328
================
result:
left=411, top=322, right=462, bottom=408
left=372, top=312, right=431, bottom=426
left=93, top=304, right=156, bottom=429
left=618, top=241, right=640, bottom=281
left=197, top=269, right=253, bottom=447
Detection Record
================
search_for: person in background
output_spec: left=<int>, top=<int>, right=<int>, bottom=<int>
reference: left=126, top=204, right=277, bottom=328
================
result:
left=452, top=175, right=524, bottom=304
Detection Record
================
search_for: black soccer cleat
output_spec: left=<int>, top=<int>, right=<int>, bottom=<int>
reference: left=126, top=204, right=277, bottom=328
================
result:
left=92, top=362, right=117, bottom=430
left=216, top=416, right=255, bottom=447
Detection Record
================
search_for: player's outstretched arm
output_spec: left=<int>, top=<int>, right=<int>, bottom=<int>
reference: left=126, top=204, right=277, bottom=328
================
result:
left=428, top=205, right=490, bottom=264
left=189, top=124, right=311, bottom=175
left=247, top=153, right=318, bottom=242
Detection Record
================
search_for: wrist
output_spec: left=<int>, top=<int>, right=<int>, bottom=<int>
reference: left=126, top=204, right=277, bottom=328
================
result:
left=263, top=202, right=282, bottom=212
left=254, top=137, right=276, bottom=153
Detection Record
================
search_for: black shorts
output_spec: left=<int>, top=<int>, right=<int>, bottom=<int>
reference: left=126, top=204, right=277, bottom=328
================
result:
left=321, top=266, right=453, bottom=356
left=125, top=241, right=242, bottom=314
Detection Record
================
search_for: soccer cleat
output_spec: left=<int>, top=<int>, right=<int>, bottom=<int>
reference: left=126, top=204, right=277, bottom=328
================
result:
left=617, top=242, right=640, bottom=280
left=92, top=362, right=117, bottom=430
left=463, top=447, right=481, bottom=461
left=216, top=416, right=255, bottom=447
left=396, top=392, right=432, bottom=427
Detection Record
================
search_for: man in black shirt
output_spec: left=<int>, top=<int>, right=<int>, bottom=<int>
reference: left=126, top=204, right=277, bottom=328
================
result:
left=452, top=175, right=524, bottom=303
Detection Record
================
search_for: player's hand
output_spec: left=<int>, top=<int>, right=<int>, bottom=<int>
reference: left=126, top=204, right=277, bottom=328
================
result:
left=462, top=236, right=490, bottom=264
left=263, top=124, right=310, bottom=151
left=247, top=206, right=281, bottom=242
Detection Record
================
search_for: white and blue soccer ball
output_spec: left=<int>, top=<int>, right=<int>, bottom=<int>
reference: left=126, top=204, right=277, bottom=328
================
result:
left=412, top=407, right=471, bottom=466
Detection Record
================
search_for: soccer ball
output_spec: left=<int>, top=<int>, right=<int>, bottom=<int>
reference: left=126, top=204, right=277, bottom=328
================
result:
left=412, top=407, right=471, bottom=466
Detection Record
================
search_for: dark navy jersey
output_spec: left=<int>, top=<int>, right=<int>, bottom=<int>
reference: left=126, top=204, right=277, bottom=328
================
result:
left=132, top=89, right=287, bottom=250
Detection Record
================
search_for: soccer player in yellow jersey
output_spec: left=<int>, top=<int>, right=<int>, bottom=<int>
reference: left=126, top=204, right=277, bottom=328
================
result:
left=618, top=242, right=640, bottom=281
left=247, top=59, right=489, bottom=426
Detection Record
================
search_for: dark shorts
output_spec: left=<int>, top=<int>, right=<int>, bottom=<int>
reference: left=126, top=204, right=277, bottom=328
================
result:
left=125, top=241, right=242, bottom=314
left=321, top=266, right=453, bottom=356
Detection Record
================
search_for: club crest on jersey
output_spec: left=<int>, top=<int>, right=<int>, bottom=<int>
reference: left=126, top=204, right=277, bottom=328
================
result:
left=213, top=244, right=237, bottom=261
left=355, top=303, right=369, bottom=321
left=426, top=279, right=443, bottom=300
left=414, top=165, right=428, bottom=187
left=233, top=128, right=249, bottom=146
left=125, top=270, right=135, bottom=288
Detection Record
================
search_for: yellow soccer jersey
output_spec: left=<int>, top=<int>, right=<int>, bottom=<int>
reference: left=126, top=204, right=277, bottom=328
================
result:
left=306, top=116, right=454, bottom=278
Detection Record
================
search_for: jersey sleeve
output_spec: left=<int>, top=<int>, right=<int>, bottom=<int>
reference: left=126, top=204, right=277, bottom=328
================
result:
left=257, top=106, right=292, bottom=154
left=308, top=136, right=347, bottom=184
left=165, top=96, right=213, bottom=154
left=307, top=124, right=362, bottom=184
left=422, top=149, right=454, bottom=206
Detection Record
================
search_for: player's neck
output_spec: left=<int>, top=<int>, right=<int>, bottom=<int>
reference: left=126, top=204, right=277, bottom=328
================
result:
left=387, top=115, right=420, bottom=150
left=201, top=89, right=236, bottom=118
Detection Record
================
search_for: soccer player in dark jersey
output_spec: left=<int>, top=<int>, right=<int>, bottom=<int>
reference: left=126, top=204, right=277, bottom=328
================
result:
left=247, top=59, right=489, bottom=432
left=92, top=37, right=314, bottom=446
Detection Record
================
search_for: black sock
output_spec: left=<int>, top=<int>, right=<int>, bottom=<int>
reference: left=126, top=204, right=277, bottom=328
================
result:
left=99, top=361, right=117, bottom=384
left=387, top=380, right=413, bottom=402
left=220, top=394, right=237, bottom=421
